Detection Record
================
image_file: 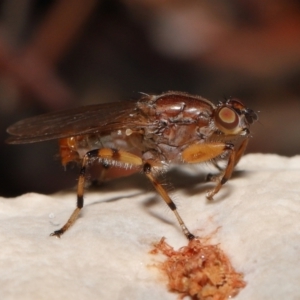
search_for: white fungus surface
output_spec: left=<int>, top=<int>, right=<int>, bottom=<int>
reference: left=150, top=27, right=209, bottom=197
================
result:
left=0, top=153, right=300, bottom=300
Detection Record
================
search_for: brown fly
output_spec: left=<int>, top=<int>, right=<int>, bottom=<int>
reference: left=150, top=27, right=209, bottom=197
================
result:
left=6, top=91, right=258, bottom=239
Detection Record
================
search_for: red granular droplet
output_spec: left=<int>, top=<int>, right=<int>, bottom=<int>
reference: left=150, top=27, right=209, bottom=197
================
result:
left=151, top=237, right=246, bottom=300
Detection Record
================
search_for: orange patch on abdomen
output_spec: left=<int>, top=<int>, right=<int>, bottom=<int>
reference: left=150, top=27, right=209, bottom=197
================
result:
left=59, top=137, right=80, bottom=166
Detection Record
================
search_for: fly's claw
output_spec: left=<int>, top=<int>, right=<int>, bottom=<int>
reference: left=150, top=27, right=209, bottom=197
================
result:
left=206, top=173, right=217, bottom=182
left=205, top=174, right=217, bottom=200
left=50, top=230, right=64, bottom=238
left=187, top=233, right=196, bottom=240
left=206, top=190, right=215, bottom=201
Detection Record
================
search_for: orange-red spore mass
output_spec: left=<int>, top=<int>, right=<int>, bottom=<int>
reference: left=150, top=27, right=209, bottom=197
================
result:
left=151, top=238, right=245, bottom=300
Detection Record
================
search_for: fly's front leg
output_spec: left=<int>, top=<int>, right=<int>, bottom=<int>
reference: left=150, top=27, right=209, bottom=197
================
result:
left=205, top=136, right=250, bottom=198
left=182, top=142, right=236, bottom=201
left=205, top=144, right=235, bottom=200
left=143, top=161, right=195, bottom=240
left=234, top=135, right=249, bottom=166
left=50, top=148, right=142, bottom=238
left=207, top=134, right=250, bottom=181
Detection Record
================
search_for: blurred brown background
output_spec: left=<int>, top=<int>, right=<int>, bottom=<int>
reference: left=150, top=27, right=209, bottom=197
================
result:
left=1, top=0, right=300, bottom=197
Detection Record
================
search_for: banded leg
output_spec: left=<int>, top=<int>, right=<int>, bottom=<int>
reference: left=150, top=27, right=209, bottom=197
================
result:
left=50, top=148, right=142, bottom=237
left=143, top=161, right=195, bottom=240
left=182, top=142, right=236, bottom=200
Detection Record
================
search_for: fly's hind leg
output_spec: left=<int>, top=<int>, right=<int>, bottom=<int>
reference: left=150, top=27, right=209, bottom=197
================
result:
left=50, top=148, right=142, bottom=238
left=143, top=160, right=195, bottom=240
left=50, top=154, right=89, bottom=238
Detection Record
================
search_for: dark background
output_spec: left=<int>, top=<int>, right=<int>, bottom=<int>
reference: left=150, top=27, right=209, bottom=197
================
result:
left=0, top=0, right=300, bottom=196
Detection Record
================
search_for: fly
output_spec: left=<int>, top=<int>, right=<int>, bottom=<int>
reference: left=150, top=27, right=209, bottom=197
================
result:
left=6, top=91, right=258, bottom=240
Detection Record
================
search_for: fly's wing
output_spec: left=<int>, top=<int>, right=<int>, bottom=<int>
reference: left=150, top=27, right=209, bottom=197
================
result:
left=6, top=101, right=140, bottom=144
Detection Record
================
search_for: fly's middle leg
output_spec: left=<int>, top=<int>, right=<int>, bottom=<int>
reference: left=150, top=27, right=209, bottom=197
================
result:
left=143, top=161, right=195, bottom=240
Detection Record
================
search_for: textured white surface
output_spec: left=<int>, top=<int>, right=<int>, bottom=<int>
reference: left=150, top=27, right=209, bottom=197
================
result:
left=0, top=154, right=300, bottom=300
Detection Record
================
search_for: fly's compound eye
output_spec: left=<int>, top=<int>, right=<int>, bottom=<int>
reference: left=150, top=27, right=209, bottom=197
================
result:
left=215, top=106, right=240, bottom=133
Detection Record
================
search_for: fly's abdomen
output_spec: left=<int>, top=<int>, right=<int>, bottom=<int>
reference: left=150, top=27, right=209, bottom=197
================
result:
left=59, top=130, right=144, bottom=166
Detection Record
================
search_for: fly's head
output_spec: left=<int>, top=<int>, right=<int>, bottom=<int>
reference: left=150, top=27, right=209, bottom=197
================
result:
left=214, top=98, right=258, bottom=136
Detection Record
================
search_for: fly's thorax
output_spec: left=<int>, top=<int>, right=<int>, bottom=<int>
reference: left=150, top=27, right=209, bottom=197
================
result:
left=138, top=92, right=215, bottom=149
left=137, top=91, right=214, bottom=121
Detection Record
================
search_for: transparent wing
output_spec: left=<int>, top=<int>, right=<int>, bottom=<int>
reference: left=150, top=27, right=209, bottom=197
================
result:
left=6, top=101, right=139, bottom=144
